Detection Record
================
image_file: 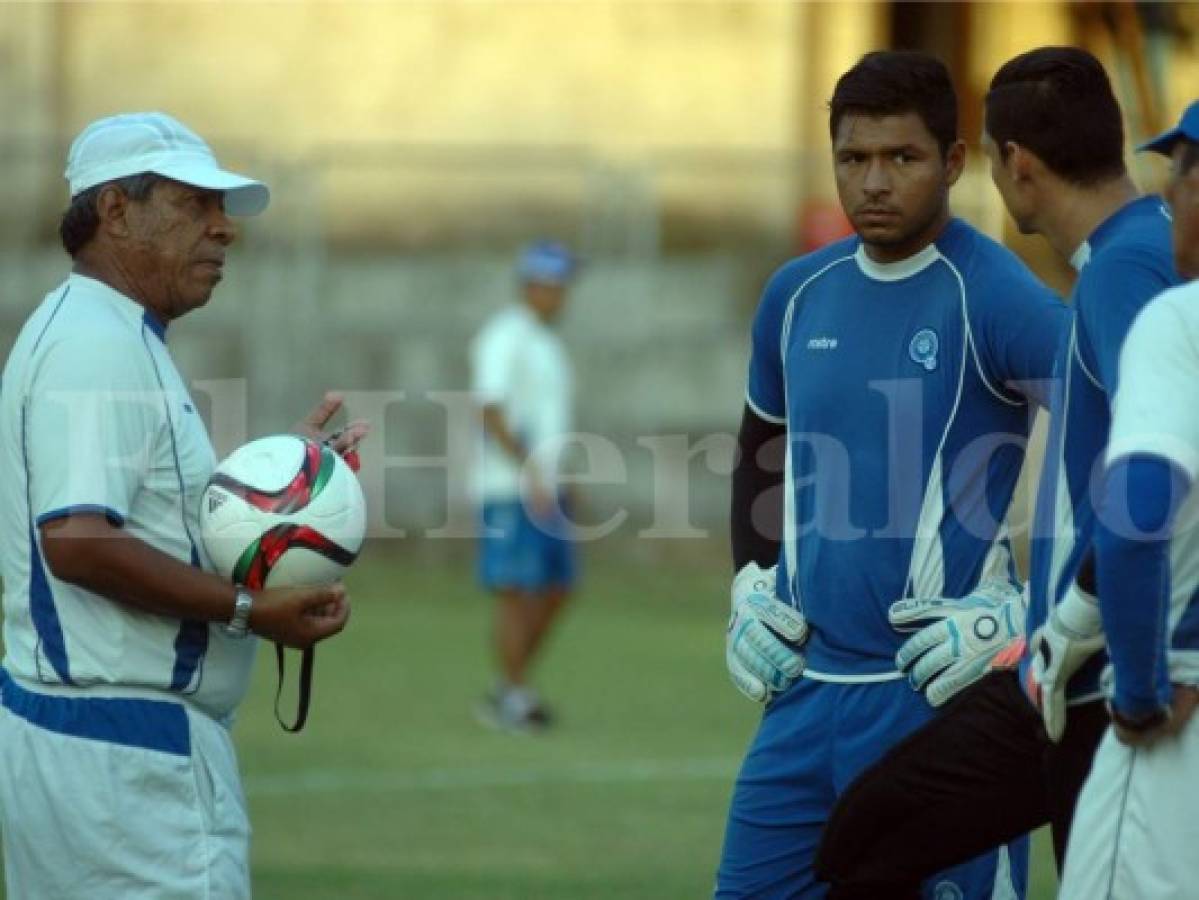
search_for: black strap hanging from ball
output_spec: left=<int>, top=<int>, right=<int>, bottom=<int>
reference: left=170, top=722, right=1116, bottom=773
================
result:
left=274, top=643, right=315, bottom=733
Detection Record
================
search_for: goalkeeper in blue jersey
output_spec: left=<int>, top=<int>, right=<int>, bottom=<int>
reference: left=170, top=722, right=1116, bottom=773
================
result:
left=716, top=50, right=1066, bottom=899
left=816, top=48, right=1182, bottom=899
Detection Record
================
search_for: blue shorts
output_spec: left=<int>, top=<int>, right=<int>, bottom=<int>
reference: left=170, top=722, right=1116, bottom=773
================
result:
left=716, top=677, right=1028, bottom=899
left=478, top=500, right=577, bottom=594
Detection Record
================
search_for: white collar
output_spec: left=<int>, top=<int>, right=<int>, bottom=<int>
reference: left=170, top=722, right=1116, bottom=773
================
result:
left=853, top=242, right=941, bottom=282
left=1070, top=241, right=1092, bottom=272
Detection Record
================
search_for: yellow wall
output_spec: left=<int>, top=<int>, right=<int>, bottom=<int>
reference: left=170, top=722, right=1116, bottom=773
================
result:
left=45, top=1, right=806, bottom=155
left=2, top=1, right=1194, bottom=247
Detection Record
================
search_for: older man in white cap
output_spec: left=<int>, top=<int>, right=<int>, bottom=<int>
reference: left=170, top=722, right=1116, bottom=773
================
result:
left=0, top=112, right=357, bottom=898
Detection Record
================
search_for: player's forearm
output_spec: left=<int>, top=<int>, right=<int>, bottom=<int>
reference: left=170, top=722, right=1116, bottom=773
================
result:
left=731, top=405, right=786, bottom=571
left=480, top=405, right=527, bottom=465
left=1095, top=454, right=1190, bottom=716
left=40, top=514, right=237, bottom=623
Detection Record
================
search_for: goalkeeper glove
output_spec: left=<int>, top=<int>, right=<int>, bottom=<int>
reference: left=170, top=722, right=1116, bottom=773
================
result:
left=890, top=580, right=1023, bottom=707
left=1027, top=585, right=1105, bottom=742
left=726, top=562, right=807, bottom=703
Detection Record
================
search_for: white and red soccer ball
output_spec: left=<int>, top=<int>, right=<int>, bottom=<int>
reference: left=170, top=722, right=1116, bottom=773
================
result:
left=200, top=435, right=366, bottom=589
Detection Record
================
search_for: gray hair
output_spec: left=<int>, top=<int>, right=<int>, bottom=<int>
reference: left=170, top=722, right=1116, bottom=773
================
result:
left=58, top=172, right=164, bottom=258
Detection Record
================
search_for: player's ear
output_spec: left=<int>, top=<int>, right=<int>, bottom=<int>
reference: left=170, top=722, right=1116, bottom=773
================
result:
left=1007, top=142, right=1035, bottom=184
left=94, top=184, right=132, bottom=239
left=943, top=139, right=967, bottom=187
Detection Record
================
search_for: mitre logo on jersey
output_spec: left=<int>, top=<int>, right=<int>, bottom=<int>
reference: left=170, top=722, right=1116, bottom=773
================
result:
left=909, top=328, right=939, bottom=372
left=207, top=490, right=229, bottom=515
left=807, top=336, right=839, bottom=351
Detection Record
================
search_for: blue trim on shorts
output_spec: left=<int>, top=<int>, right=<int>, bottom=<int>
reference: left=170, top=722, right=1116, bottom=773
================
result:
left=0, top=669, right=191, bottom=757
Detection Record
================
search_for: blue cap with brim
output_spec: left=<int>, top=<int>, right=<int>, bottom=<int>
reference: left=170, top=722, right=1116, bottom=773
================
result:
left=1139, top=100, right=1199, bottom=155
left=517, top=240, right=578, bottom=285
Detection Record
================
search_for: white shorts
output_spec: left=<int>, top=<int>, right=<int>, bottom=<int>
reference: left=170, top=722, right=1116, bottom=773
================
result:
left=0, top=671, right=250, bottom=899
left=1060, top=717, right=1199, bottom=900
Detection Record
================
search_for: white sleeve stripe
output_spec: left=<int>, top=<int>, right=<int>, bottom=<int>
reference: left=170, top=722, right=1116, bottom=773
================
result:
left=968, top=330, right=1025, bottom=406
left=778, top=255, right=856, bottom=362
left=937, top=253, right=1025, bottom=407
left=745, top=393, right=785, bottom=424
left=1073, top=341, right=1105, bottom=392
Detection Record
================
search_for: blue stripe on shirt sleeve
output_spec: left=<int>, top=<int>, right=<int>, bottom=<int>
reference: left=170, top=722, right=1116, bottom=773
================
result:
left=35, top=505, right=126, bottom=528
left=1096, top=453, right=1193, bottom=717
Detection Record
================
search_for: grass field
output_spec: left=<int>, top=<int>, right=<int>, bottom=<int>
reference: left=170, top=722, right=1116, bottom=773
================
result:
left=232, top=548, right=1058, bottom=899
left=3, top=548, right=1058, bottom=897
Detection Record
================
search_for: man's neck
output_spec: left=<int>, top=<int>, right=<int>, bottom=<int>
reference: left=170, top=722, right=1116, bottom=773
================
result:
left=862, top=209, right=951, bottom=264
left=73, top=251, right=165, bottom=321
left=1038, top=174, right=1140, bottom=262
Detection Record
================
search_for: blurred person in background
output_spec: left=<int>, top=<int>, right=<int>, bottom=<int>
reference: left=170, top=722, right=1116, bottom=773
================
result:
left=718, top=50, right=1068, bottom=899
left=816, top=48, right=1180, bottom=898
left=471, top=240, right=578, bottom=733
left=0, top=112, right=360, bottom=898
left=1058, top=101, right=1199, bottom=900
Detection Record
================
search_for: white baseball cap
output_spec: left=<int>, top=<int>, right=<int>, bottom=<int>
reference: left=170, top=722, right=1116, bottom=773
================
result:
left=65, top=112, right=269, bottom=216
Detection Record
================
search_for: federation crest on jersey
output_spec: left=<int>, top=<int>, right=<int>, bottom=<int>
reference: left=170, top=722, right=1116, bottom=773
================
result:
left=909, top=328, right=939, bottom=372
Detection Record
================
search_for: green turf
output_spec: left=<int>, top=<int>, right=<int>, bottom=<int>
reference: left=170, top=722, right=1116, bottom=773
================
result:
left=233, top=549, right=1058, bottom=898
left=1, top=550, right=1058, bottom=897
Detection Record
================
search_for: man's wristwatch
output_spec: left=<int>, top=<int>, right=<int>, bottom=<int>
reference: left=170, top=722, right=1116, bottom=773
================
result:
left=223, top=589, right=254, bottom=639
left=1108, top=701, right=1171, bottom=734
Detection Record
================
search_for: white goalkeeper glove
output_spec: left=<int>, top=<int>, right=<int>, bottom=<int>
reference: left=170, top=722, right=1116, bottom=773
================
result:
left=890, top=580, right=1024, bottom=707
left=726, top=562, right=808, bottom=703
left=1027, top=585, right=1105, bottom=742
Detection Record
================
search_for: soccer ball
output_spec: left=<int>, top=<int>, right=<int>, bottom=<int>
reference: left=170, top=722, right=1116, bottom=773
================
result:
left=199, top=435, right=366, bottom=589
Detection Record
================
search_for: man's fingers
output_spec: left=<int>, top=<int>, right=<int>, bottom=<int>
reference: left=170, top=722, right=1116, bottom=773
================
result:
left=298, top=583, right=346, bottom=614
left=895, top=621, right=949, bottom=671
left=888, top=598, right=948, bottom=632
left=1169, top=686, right=1199, bottom=735
left=300, top=391, right=344, bottom=436
left=907, top=642, right=954, bottom=690
left=741, top=622, right=804, bottom=682
left=727, top=655, right=768, bottom=703
left=1042, top=691, right=1066, bottom=743
left=329, top=420, right=370, bottom=455
left=924, top=658, right=987, bottom=707
left=758, top=598, right=808, bottom=643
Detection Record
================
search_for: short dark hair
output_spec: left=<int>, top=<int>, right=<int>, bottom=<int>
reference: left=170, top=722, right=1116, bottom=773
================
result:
left=986, top=47, right=1125, bottom=186
left=829, top=51, right=958, bottom=158
left=59, top=173, right=163, bottom=258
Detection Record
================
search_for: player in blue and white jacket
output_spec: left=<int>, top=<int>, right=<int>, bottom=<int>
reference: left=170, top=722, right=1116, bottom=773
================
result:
left=1059, top=100, right=1199, bottom=900
left=816, top=49, right=1182, bottom=899
left=717, top=51, right=1066, bottom=900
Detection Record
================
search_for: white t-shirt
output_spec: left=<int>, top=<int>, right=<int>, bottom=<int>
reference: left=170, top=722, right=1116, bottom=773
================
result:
left=1107, top=280, right=1199, bottom=682
left=469, top=303, right=573, bottom=502
left=0, top=274, right=257, bottom=721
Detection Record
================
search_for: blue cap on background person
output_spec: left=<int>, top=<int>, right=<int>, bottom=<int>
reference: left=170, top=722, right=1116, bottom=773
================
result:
left=517, top=240, right=578, bottom=286
left=1139, top=101, right=1199, bottom=156
left=65, top=111, right=270, bottom=216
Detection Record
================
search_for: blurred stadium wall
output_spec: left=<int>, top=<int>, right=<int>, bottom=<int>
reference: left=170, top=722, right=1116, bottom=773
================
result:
left=1, top=1, right=1196, bottom=560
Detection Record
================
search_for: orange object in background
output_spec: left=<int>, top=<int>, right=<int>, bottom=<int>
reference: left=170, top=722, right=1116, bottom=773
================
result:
left=797, top=200, right=854, bottom=252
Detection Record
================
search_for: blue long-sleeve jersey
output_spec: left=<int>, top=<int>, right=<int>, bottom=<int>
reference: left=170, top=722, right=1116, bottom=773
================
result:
left=1021, top=196, right=1179, bottom=701
left=746, top=218, right=1066, bottom=676
left=1097, top=281, right=1199, bottom=715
